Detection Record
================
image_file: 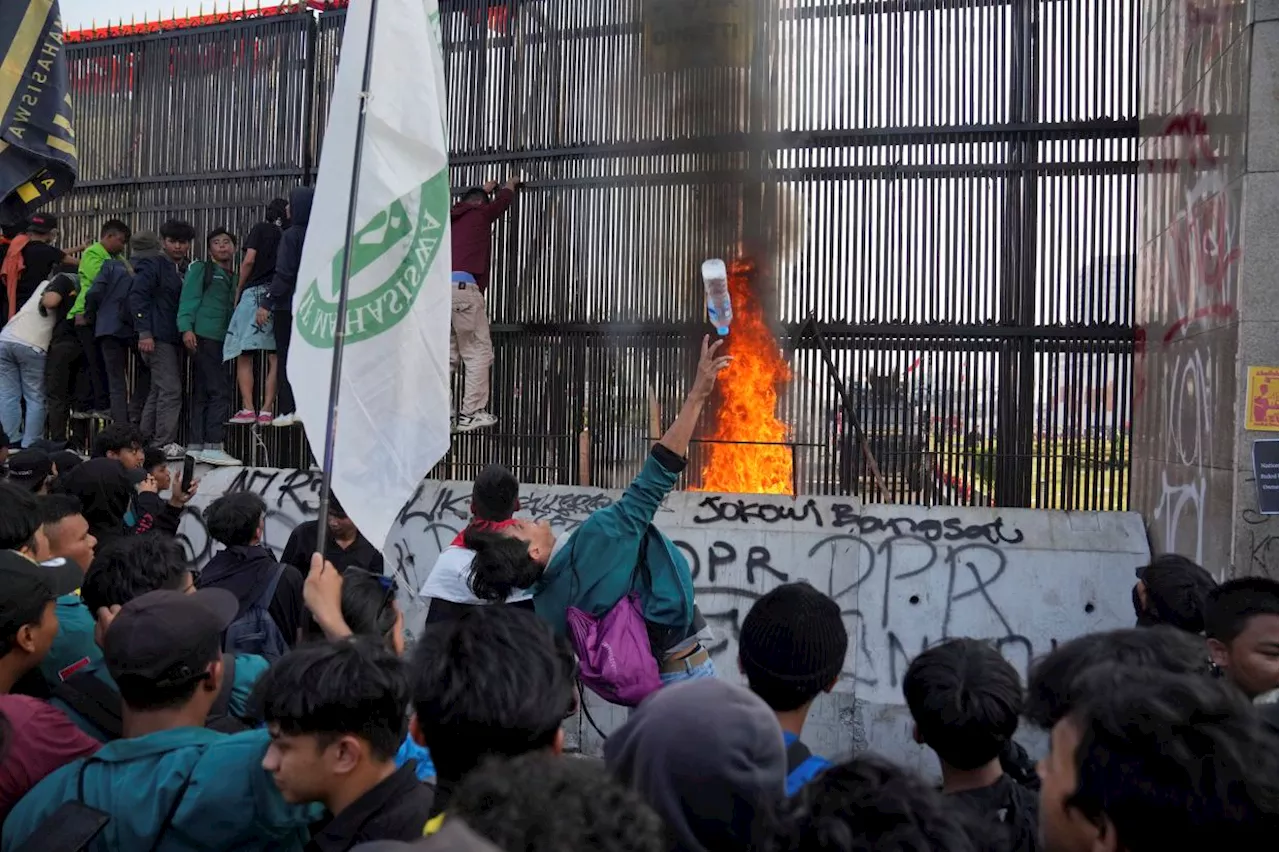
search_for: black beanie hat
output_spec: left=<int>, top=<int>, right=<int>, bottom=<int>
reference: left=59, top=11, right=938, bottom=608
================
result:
left=738, top=583, right=849, bottom=710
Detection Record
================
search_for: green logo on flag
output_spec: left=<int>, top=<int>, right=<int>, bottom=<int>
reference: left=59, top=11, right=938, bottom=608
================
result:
left=295, top=170, right=449, bottom=348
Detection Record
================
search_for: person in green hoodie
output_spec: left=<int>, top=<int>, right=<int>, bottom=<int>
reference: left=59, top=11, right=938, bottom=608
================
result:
left=177, top=227, right=240, bottom=466
left=463, top=336, right=732, bottom=687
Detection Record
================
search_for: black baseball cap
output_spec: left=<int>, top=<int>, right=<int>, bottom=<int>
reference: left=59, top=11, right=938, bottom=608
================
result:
left=5, top=449, right=53, bottom=491
left=27, top=213, right=58, bottom=234
left=0, top=551, right=83, bottom=636
left=104, top=588, right=238, bottom=688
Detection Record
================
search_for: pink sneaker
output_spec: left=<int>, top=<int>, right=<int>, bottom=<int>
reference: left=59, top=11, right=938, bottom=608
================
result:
left=229, top=409, right=257, bottom=425
left=257, top=411, right=274, bottom=425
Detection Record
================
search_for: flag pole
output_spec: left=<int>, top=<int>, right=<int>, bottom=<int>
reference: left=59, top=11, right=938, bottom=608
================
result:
left=314, top=0, right=380, bottom=568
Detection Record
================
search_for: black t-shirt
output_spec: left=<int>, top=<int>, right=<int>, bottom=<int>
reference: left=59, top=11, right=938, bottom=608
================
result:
left=948, top=774, right=1041, bottom=852
left=17, top=241, right=65, bottom=307
left=44, top=273, right=79, bottom=344
left=281, top=520, right=386, bottom=576
left=266, top=563, right=306, bottom=647
left=243, top=221, right=282, bottom=287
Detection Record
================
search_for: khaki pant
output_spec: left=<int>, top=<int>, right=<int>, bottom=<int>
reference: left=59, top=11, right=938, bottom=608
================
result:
left=449, top=283, right=493, bottom=416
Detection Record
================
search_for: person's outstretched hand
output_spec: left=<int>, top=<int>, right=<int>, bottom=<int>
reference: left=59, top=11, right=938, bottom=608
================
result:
left=690, top=335, right=732, bottom=401
left=168, top=478, right=198, bottom=508
left=482, top=179, right=499, bottom=194
left=305, top=553, right=352, bottom=640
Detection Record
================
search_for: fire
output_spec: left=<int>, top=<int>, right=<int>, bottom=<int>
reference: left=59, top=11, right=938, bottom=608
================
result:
left=695, top=259, right=794, bottom=495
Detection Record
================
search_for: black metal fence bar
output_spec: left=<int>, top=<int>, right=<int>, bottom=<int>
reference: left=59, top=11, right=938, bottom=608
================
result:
left=49, top=0, right=1138, bottom=509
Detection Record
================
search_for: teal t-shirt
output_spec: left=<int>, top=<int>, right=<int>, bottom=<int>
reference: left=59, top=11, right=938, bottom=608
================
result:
left=38, top=593, right=102, bottom=685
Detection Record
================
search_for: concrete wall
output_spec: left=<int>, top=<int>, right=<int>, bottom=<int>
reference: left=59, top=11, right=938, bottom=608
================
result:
left=1132, top=0, right=1278, bottom=577
left=176, top=467, right=1147, bottom=771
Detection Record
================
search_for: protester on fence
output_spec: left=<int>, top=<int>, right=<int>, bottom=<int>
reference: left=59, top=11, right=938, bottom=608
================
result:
left=1035, top=665, right=1277, bottom=852
left=0, top=481, right=52, bottom=563
left=1132, top=553, right=1217, bottom=634
left=443, top=752, right=666, bottom=852
left=178, top=227, right=242, bottom=466
left=448, top=177, right=520, bottom=433
left=252, top=640, right=435, bottom=850
left=4, top=449, right=54, bottom=494
left=420, top=464, right=531, bottom=624
left=0, top=214, right=80, bottom=321
left=0, top=551, right=103, bottom=821
left=130, top=218, right=195, bottom=459
left=259, top=186, right=313, bottom=428
left=90, top=422, right=145, bottom=470
left=737, top=582, right=847, bottom=796
left=88, top=232, right=159, bottom=427
left=39, top=270, right=85, bottom=440
left=283, top=496, right=386, bottom=576
left=2, top=588, right=322, bottom=852
left=903, top=638, right=1040, bottom=852
left=606, top=679, right=786, bottom=852
left=229, top=198, right=287, bottom=426
left=197, top=492, right=304, bottom=657
left=400, top=604, right=575, bottom=818
left=34, top=494, right=101, bottom=687
left=1205, top=577, right=1279, bottom=705
left=68, top=219, right=131, bottom=419
left=465, top=336, right=731, bottom=691
left=761, top=754, right=984, bottom=852
left=0, top=266, right=78, bottom=447
left=49, top=535, right=269, bottom=742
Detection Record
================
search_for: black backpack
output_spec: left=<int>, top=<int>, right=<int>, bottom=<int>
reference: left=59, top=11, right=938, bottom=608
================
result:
left=52, top=654, right=249, bottom=741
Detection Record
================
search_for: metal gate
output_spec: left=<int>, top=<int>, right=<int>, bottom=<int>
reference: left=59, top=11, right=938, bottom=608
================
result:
left=55, top=0, right=1138, bottom=508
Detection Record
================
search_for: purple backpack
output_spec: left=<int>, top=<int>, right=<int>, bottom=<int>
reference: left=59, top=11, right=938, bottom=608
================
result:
left=567, top=592, right=663, bottom=707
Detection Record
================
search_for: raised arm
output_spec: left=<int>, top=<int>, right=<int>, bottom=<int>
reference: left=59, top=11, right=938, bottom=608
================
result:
left=658, top=336, right=732, bottom=458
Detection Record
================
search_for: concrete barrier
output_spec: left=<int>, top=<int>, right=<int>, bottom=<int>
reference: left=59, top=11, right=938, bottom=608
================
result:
left=176, top=467, right=1148, bottom=772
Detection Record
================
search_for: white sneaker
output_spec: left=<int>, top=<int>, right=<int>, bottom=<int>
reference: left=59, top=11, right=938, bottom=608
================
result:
left=197, top=448, right=241, bottom=467
left=162, top=442, right=186, bottom=460
left=455, top=411, right=497, bottom=433
left=271, top=412, right=300, bottom=427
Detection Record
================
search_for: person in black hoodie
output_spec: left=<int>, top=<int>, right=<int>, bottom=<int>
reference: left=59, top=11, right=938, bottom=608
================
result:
left=196, top=491, right=304, bottom=656
left=129, top=219, right=194, bottom=458
left=257, top=186, right=313, bottom=428
left=56, top=457, right=194, bottom=543
left=87, top=232, right=160, bottom=428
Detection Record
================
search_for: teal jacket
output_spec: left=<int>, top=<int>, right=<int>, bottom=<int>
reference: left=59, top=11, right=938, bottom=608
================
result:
left=0, top=727, right=320, bottom=852
left=533, top=448, right=694, bottom=640
left=50, top=655, right=270, bottom=743
left=38, top=593, right=102, bottom=685
left=176, top=260, right=235, bottom=341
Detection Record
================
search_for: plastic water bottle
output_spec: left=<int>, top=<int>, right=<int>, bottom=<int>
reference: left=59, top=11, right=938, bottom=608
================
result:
left=702, top=258, right=733, bottom=336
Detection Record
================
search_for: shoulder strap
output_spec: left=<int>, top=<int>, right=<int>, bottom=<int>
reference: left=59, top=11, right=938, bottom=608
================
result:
left=258, top=563, right=286, bottom=608
left=785, top=737, right=813, bottom=774
left=201, top=259, right=214, bottom=291
left=53, top=673, right=123, bottom=740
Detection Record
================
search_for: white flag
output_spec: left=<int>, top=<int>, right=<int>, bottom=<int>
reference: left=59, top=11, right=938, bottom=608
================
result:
left=290, top=0, right=451, bottom=549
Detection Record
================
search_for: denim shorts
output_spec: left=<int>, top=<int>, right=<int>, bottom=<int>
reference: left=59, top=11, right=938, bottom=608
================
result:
left=659, top=656, right=717, bottom=687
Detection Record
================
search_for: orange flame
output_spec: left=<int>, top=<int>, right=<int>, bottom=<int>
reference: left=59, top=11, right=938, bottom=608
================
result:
left=695, top=259, right=794, bottom=495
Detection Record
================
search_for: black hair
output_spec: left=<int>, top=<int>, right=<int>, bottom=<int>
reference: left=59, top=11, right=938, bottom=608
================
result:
left=1062, top=665, right=1278, bottom=852
left=159, top=219, right=195, bottom=242
left=251, top=639, right=409, bottom=762
left=0, top=593, right=53, bottom=659
left=1135, top=554, right=1217, bottom=633
left=1025, top=626, right=1211, bottom=730
left=81, top=536, right=190, bottom=613
left=463, top=527, right=543, bottom=602
left=100, top=219, right=130, bottom=240
left=761, top=754, right=983, bottom=852
left=205, top=226, right=237, bottom=247
left=0, top=481, right=42, bottom=552
left=462, top=187, right=489, bottom=204
left=204, top=492, right=266, bottom=547
left=39, top=494, right=84, bottom=527
left=453, top=753, right=665, bottom=852
left=265, top=198, right=289, bottom=225
left=472, top=464, right=519, bottom=522
left=1204, top=577, right=1279, bottom=644
left=142, top=446, right=167, bottom=473
left=327, top=495, right=347, bottom=519
left=115, top=633, right=220, bottom=712
left=91, top=423, right=144, bottom=459
left=903, top=638, right=1022, bottom=771
left=410, top=605, right=574, bottom=782
left=336, top=569, right=399, bottom=643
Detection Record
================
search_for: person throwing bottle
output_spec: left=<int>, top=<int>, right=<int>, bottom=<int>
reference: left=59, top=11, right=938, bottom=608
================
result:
left=448, top=176, right=521, bottom=433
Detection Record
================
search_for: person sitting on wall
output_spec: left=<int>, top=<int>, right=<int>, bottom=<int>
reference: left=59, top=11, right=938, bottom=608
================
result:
left=282, top=495, right=385, bottom=577
left=463, top=337, right=732, bottom=688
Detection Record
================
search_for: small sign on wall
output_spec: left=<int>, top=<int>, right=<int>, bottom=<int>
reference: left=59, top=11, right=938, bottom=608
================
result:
left=1254, top=439, right=1279, bottom=516
left=1246, top=366, right=1279, bottom=431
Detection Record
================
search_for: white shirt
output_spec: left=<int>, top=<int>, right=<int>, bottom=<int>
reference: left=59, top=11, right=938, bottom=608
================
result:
left=0, top=280, right=56, bottom=351
left=418, top=545, right=535, bottom=605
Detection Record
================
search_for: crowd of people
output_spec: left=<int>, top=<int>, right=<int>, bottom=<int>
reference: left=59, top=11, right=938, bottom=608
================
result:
left=0, top=173, right=521, bottom=462
left=0, top=338, right=1276, bottom=852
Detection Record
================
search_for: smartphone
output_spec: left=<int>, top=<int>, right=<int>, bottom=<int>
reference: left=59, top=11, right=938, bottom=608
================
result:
left=20, top=800, right=110, bottom=851
left=182, top=454, right=197, bottom=493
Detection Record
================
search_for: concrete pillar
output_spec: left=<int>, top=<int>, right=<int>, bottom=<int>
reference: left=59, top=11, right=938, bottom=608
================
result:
left=1132, top=0, right=1278, bottom=578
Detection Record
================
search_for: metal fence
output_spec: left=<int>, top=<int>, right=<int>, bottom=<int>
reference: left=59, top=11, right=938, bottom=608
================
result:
left=53, top=0, right=1138, bottom=508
